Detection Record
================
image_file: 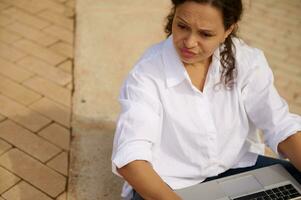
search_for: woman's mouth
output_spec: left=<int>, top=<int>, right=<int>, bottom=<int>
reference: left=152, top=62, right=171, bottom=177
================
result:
left=180, top=48, right=196, bottom=59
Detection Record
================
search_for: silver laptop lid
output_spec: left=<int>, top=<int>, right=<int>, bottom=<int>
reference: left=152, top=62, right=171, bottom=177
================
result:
left=175, top=164, right=301, bottom=200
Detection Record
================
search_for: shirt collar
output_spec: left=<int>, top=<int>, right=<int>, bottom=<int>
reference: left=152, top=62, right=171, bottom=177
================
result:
left=162, top=35, right=221, bottom=88
left=162, top=35, right=188, bottom=88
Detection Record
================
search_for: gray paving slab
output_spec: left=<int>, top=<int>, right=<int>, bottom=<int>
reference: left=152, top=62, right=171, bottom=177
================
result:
left=70, top=1, right=171, bottom=199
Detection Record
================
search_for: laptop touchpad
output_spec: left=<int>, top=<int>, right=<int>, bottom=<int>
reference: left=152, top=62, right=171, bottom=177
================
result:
left=218, top=175, right=263, bottom=198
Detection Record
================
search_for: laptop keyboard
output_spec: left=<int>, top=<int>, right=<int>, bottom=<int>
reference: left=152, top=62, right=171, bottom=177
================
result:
left=233, top=184, right=301, bottom=200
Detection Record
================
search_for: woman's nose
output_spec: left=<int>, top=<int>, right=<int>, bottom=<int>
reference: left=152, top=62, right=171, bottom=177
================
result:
left=184, top=34, right=198, bottom=48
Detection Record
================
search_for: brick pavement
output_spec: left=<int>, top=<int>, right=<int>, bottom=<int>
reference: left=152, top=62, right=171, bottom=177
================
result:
left=0, top=0, right=74, bottom=199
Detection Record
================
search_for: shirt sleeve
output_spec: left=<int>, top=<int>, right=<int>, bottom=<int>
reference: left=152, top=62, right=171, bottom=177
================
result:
left=242, top=50, right=301, bottom=157
left=111, top=70, right=163, bottom=176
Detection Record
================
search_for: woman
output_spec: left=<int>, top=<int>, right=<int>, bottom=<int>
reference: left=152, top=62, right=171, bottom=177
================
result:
left=111, top=0, right=301, bottom=199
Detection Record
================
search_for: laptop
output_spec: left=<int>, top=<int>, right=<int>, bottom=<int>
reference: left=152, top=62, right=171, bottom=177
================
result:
left=175, top=164, right=301, bottom=200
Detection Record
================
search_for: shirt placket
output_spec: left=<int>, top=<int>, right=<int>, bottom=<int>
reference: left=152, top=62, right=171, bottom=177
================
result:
left=202, top=95, right=218, bottom=158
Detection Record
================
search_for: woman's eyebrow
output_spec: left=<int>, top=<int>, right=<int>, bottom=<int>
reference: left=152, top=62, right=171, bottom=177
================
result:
left=176, top=16, right=215, bottom=33
left=176, top=16, right=190, bottom=24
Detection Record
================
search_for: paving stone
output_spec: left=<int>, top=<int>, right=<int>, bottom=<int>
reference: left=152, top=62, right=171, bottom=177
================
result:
left=296, top=95, right=301, bottom=105
left=0, top=28, right=22, bottom=44
left=0, top=14, right=14, bottom=26
left=43, top=25, right=74, bottom=44
left=274, top=73, right=290, bottom=89
left=58, top=60, right=73, bottom=74
left=31, top=0, right=66, bottom=13
left=13, top=39, right=66, bottom=66
left=0, top=94, right=51, bottom=132
left=66, top=82, right=73, bottom=90
left=278, top=87, right=295, bottom=102
left=50, top=42, right=73, bottom=58
left=1, top=0, right=48, bottom=14
left=29, top=98, right=71, bottom=128
left=0, top=41, right=26, bottom=62
left=0, top=166, right=20, bottom=193
left=0, top=57, right=33, bottom=83
left=0, top=2, right=10, bottom=10
left=47, top=151, right=68, bottom=176
left=290, top=103, right=301, bottom=115
left=274, top=69, right=301, bottom=86
left=0, top=149, right=66, bottom=197
left=66, top=0, right=75, bottom=9
left=6, top=22, right=58, bottom=46
left=2, top=181, right=52, bottom=200
left=56, top=0, right=68, bottom=3
left=0, top=139, right=12, bottom=156
left=17, top=56, right=72, bottom=86
left=0, top=114, right=5, bottom=122
left=289, top=82, right=301, bottom=97
left=38, top=10, right=74, bottom=31
left=56, top=192, right=67, bottom=200
left=63, top=7, right=75, bottom=18
left=39, top=123, right=70, bottom=150
left=0, top=120, right=61, bottom=162
left=0, top=75, right=42, bottom=106
left=1, top=7, right=50, bottom=29
left=23, top=77, right=71, bottom=107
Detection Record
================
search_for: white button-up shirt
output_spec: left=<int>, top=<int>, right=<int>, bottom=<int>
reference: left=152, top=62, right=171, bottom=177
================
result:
left=111, top=36, right=301, bottom=199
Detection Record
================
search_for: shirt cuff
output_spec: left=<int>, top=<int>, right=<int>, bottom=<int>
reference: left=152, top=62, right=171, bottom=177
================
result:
left=112, top=141, right=153, bottom=176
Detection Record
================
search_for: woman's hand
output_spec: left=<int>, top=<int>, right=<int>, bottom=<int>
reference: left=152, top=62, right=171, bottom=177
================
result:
left=278, top=131, right=301, bottom=171
left=117, top=160, right=182, bottom=200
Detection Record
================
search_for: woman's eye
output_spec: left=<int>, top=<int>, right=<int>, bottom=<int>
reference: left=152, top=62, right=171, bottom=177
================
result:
left=177, top=24, right=187, bottom=30
left=200, top=32, right=213, bottom=38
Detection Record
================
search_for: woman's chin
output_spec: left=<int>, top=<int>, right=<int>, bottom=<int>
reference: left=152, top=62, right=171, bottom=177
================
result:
left=181, top=58, right=198, bottom=65
left=180, top=56, right=194, bottom=63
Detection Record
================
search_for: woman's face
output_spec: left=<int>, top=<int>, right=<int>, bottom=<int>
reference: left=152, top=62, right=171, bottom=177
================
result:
left=172, top=1, right=233, bottom=66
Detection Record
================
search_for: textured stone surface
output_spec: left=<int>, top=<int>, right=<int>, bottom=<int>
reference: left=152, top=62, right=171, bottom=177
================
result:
left=39, top=123, right=70, bottom=150
left=47, top=151, right=68, bottom=176
left=17, top=56, right=72, bottom=86
left=70, top=1, right=171, bottom=199
left=2, top=7, right=50, bottom=29
left=0, top=149, right=66, bottom=197
left=0, top=139, right=12, bottom=155
left=2, top=181, right=53, bottom=200
left=23, top=77, right=71, bottom=107
left=0, top=95, right=51, bottom=132
left=0, top=166, right=20, bottom=194
left=29, top=98, right=71, bottom=128
left=0, top=58, right=33, bottom=83
left=0, top=120, right=61, bottom=162
left=13, top=39, right=66, bottom=65
left=0, top=75, right=41, bottom=106
left=6, top=22, right=58, bottom=46
left=0, top=0, right=73, bottom=198
left=0, top=41, right=26, bottom=62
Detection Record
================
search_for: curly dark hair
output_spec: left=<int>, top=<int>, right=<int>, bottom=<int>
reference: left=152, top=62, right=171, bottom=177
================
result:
left=165, top=0, right=243, bottom=89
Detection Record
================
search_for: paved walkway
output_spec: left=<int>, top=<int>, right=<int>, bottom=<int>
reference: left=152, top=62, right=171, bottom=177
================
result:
left=0, top=0, right=300, bottom=200
left=70, top=1, right=301, bottom=199
left=0, top=0, right=74, bottom=199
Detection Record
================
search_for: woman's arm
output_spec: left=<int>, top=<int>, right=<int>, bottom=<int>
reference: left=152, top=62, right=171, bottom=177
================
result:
left=117, top=160, right=182, bottom=200
left=278, top=131, right=301, bottom=171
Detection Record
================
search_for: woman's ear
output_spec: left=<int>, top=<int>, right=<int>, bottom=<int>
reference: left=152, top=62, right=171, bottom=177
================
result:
left=222, top=24, right=236, bottom=42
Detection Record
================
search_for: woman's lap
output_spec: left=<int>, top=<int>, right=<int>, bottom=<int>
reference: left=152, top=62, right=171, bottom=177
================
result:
left=131, top=155, right=301, bottom=200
